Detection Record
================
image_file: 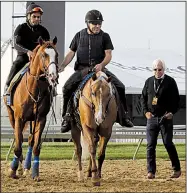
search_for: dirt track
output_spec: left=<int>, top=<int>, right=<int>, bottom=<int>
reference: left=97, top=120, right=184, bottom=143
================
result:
left=1, top=159, right=185, bottom=192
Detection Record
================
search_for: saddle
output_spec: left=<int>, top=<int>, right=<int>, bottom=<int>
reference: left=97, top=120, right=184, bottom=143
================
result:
left=5, top=62, right=29, bottom=106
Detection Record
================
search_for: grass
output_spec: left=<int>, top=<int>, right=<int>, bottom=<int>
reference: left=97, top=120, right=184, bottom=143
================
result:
left=1, top=142, right=185, bottom=161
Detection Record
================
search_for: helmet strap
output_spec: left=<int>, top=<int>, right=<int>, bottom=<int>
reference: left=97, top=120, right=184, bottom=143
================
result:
left=86, top=22, right=95, bottom=34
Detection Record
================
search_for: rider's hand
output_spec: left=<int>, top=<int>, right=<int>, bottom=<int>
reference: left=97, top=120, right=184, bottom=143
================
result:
left=145, top=112, right=153, bottom=119
left=94, top=63, right=103, bottom=72
left=27, top=50, right=34, bottom=61
left=165, top=112, right=173, bottom=119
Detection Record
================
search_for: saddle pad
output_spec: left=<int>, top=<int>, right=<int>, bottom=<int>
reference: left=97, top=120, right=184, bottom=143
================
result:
left=6, top=62, right=29, bottom=106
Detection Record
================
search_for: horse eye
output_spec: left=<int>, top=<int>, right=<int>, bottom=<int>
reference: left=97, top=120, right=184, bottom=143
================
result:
left=91, top=92, right=95, bottom=96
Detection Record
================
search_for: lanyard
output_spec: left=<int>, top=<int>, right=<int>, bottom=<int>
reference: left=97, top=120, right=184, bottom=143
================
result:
left=154, top=78, right=164, bottom=94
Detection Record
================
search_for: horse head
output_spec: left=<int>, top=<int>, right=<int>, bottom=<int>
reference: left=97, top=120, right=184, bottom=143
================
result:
left=90, top=71, right=113, bottom=125
left=30, top=36, right=59, bottom=87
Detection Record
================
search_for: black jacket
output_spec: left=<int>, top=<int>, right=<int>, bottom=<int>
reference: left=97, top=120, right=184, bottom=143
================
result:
left=14, top=22, right=50, bottom=55
left=141, top=74, right=180, bottom=117
left=69, top=28, right=114, bottom=71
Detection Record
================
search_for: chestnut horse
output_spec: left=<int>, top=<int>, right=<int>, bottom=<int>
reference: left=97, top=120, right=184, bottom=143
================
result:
left=71, top=71, right=117, bottom=186
left=3, top=37, right=59, bottom=181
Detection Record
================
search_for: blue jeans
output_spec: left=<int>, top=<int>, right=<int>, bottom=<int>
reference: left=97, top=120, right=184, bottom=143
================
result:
left=146, top=117, right=181, bottom=174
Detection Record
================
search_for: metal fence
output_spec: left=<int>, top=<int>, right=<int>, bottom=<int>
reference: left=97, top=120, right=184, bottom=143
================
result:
left=1, top=96, right=186, bottom=143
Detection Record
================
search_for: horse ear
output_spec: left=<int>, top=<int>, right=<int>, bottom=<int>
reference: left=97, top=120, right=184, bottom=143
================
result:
left=38, top=36, right=43, bottom=45
left=92, top=73, right=97, bottom=81
left=107, top=76, right=111, bottom=83
left=53, top=36, right=57, bottom=45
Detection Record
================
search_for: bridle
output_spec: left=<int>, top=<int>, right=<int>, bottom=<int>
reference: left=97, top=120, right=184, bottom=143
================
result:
left=25, top=43, right=59, bottom=103
left=81, top=74, right=114, bottom=122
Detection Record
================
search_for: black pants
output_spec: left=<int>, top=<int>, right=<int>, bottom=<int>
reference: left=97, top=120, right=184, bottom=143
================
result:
left=62, top=68, right=128, bottom=116
left=146, top=117, right=181, bottom=174
left=6, top=54, right=29, bottom=86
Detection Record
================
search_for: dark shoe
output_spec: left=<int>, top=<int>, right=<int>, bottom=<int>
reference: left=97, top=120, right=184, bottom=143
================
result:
left=121, top=118, right=134, bottom=127
left=61, top=114, right=71, bottom=133
left=147, top=172, right=155, bottom=179
left=170, top=170, right=181, bottom=178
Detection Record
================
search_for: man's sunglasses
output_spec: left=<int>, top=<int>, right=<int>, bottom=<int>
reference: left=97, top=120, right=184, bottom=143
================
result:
left=89, top=21, right=102, bottom=25
left=154, top=68, right=162, bottom=72
left=32, top=15, right=41, bottom=19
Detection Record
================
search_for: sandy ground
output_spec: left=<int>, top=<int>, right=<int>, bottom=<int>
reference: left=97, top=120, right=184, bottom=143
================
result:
left=1, top=159, right=186, bottom=192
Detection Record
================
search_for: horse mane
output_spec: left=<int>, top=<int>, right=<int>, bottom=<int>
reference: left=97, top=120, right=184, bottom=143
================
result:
left=30, top=44, right=41, bottom=63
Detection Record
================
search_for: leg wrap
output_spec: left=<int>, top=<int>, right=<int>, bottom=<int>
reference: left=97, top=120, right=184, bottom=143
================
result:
left=32, top=156, right=39, bottom=178
left=24, top=146, right=32, bottom=170
left=11, top=155, right=19, bottom=171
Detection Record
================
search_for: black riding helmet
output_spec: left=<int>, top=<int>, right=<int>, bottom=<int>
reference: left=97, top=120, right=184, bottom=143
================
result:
left=26, top=3, right=43, bottom=16
left=85, top=10, right=104, bottom=23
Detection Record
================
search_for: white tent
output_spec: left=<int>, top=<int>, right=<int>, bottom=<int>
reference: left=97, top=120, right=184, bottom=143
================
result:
left=1, top=42, right=185, bottom=96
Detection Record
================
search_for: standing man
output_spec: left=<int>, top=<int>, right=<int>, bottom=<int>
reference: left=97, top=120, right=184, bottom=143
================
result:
left=141, top=58, right=181, bottom=179
left=58, top=9, right=133, bottom=133
left=4, top=2, right=50, bottom=95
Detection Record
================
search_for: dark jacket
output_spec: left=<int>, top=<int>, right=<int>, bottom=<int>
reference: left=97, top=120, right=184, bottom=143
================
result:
left=14, top=22, right=50, bottom=55
left=141, top=74, right=180, bottom=117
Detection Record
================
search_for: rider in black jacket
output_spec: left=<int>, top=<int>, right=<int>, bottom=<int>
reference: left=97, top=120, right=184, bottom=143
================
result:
left=4, top=3, right=50, bottom=95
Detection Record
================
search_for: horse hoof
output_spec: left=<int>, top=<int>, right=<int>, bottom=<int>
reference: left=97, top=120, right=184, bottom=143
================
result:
left=8, top=168, right=18, bottom=179
left=17, top=164, right=23, bottom=175
left=33, top=176, right=40, bottom=182
left=91, top=177, right=101, bottom=186
left=77, top=171, right=84, bottom=182
left=23, top=169, right=30, bottom=177
left=87, top=171, right=92, bottom=178
left=92, top=181, right=100, bottom=186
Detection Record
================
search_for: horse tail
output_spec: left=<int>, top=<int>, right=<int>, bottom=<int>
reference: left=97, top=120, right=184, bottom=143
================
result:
left=80, top=131, right=90, bottom=160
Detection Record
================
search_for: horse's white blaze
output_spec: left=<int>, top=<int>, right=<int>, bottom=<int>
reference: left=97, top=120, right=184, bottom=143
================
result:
left=95, top=88, right=103, bottom=125
left=45, top=48, right=57, bottom=80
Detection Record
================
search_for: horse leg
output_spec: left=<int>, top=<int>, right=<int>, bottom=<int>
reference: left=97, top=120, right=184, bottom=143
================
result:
left=8, top=118, right=24, bottom=179
left=87, top=137, right=98, bottom=178
left=17, top=154, right=24, bottom=176
left=87, top=156, right=92, bottom=178
left=6, top=105, right=15, bottom=129
left=31, top=118, right=46, bottom=181
left=23, top=132, right=34, bottom=177
left=97, top=135, right=110, bottom=178
left=83, top=125, right=100, bottom=186
left=71, top=125, right=83, bottom=181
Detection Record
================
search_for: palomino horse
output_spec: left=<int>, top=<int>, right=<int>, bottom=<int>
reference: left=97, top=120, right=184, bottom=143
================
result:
left=71, top=71, right=117, bottom=186
left=3, top=37, right=59, bottom=181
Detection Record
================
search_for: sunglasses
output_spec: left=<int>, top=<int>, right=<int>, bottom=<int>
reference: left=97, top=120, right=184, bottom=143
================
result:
left=154, top=68, right=162, bottom=72
left=89, top=21, right=102, bottom=25
left=32, top=15, right=41, bottom=19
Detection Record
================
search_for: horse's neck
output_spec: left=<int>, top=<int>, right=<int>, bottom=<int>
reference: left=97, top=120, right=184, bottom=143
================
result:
left=30, top=54, right=42, bottom=75
left=82, top=79, right=92, bottom=100
left=26, top=54, right=45, bottom=94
